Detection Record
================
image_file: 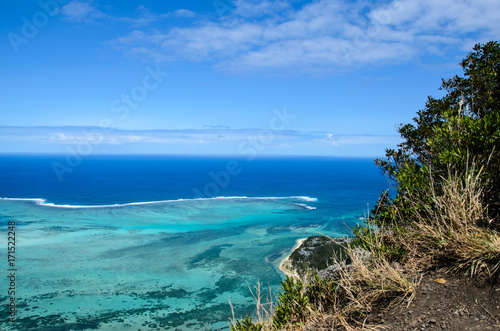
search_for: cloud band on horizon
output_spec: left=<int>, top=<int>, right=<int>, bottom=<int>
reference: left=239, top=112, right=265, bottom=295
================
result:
left=0, top=126, right=401, bottom=157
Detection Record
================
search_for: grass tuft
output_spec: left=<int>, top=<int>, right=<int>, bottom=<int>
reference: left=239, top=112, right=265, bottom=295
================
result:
left=401, top=167, right=500, bottom=278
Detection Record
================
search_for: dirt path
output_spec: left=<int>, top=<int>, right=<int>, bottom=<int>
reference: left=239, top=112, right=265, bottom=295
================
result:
left=366, top=270, right=500, bottom=330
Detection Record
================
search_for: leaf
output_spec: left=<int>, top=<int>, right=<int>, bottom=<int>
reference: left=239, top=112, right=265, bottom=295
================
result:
left=432, top=278, right=446, bottom=284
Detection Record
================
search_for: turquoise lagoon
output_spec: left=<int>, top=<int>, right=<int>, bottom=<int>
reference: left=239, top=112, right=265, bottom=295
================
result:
left=0, top=155, right=389, bottom=330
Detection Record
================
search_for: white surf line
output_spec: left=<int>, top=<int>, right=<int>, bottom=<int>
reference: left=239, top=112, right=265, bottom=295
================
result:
left=0, top=196, right=318, bottom=209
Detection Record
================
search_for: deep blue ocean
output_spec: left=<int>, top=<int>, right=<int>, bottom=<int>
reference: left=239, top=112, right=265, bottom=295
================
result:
left=0, top=154, right=390, bottom=330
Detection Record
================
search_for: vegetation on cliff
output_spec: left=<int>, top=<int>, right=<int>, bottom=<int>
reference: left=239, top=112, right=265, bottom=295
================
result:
left=231, top=41, right=500, bottom=330
left=289, top=236, right=349, bottom=277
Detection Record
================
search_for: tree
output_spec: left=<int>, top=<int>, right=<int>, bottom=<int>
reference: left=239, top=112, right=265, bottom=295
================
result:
left=374, top=41, right=500, bottom=227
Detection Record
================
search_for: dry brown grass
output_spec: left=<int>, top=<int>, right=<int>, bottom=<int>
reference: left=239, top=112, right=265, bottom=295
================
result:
left=327, top=241, right=418, bottom=330
left=229, top=280, right=276, bottom=330
left=400, top=168, right=500, bottom=278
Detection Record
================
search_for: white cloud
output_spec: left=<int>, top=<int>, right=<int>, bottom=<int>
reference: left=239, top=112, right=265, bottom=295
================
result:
left=232, top=0, right=291, bottom=18
left=110, top=0, right=500, bottom=73
left=0, top=126, right=400, bottom=147
left=60, top=2, right=196, bottom=26
left=118, top=7, right=197, bottom=27
left=0, top=126, right=401, bottom=156
left=60, top=0, right=106, bottom=22
left=173, top=9, right=196, bottom=18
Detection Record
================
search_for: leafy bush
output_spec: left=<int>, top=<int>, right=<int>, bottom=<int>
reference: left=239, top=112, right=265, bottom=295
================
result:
left=375, top=41, right=500, bottom=229
left=305, top=275, right=337, bottom=311
left=230, top=316, right=263, bottom=331
left=370, top=41, right=500, bottom=279
left=273, top=276, right=309, bottom=328
left=351, top=222, right=407, bottom=263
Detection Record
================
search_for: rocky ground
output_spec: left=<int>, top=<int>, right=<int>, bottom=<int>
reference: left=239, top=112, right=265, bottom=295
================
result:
left=366, top=269, right=500, bottom=330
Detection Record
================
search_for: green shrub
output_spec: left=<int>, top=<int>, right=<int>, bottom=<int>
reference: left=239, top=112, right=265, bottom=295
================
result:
left=230, top=316, right=263, bottom=331
left=306, top=275, right=337, bottom=311
left=273, top=276, right=309, bottom=327
left=351, top=223, right=407, bottom=262
left=375, top=41, right=500, bottom=228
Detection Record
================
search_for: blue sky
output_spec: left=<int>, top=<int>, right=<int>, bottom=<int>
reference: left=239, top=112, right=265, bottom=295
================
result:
left=1, top=0, right=499, bottom=156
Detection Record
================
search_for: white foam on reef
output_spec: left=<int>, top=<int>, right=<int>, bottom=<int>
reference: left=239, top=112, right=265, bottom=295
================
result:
left=0, top=196, right=318, bottom=209
left=294, top=203, right=317, bottom=210
left=290, top=196, right=319, bottom=202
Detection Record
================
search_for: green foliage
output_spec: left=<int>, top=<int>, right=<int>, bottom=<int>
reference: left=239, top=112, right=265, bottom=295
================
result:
left=271, top=275, right=338, bottom=327
left=289, top=236, right=348, bottom=276
left=273, top=276, right=309, bottom=328
left=350, top=223, right=377, bottom=251
left=306, top=275, right=337, bottom=310
left=370, top=190, right=395, bottom=226
left=230, top=316, right=263, bottom=331
left=375, top=41, right=500, bottom=228
left=351, top=223, right=406, bottom=262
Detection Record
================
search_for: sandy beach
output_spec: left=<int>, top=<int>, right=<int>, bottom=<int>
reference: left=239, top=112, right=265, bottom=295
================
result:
left=278, top=238, right=307, bottom=278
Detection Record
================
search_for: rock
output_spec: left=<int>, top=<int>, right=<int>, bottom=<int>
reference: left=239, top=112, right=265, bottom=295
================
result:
left=315, top=244, right=372, bottom=282
left=317, top=262, right=353, bottom=281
